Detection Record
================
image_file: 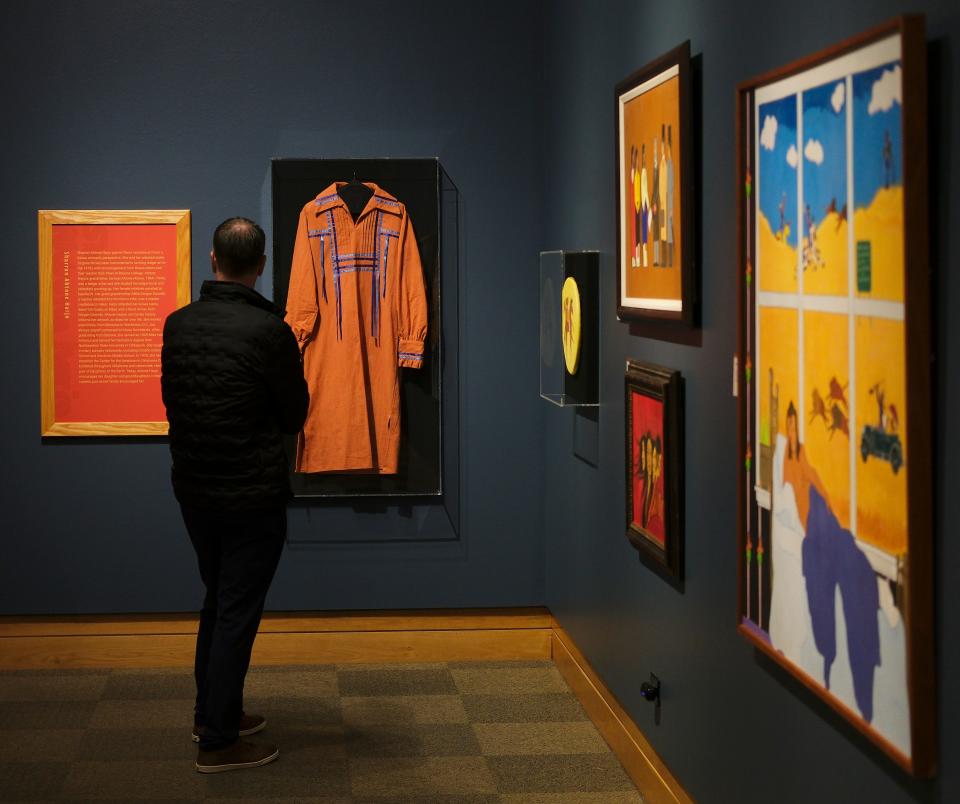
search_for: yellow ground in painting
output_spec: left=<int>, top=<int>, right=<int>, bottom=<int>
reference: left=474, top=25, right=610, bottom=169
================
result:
left=854, top=186, right=904, bottom=302
left=803, top=311, right=850, bottom=529
left=804, top=212, right=848, bottom=296
left=758, top=307, right=798, bottom=447
left=854, top=316, right=907, bottom=555
left=758, top=212, right=798, bottom=294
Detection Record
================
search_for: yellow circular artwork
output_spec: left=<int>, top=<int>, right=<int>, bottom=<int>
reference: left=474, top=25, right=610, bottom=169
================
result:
left=561, top=276, right=581, bottom=375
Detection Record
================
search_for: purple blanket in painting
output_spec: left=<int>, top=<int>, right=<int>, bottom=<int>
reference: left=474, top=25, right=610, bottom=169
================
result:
left=802, top=485, right=880, bottom=722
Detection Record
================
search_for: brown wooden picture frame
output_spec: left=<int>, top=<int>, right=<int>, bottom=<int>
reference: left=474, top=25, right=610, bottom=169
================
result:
left=625, top=360, right=684, bottom=584
left=616, top=41, right=696, bottom=330
left=38, top=209, right=191, bottom=436
left=735, top=16, right=933, bottom=776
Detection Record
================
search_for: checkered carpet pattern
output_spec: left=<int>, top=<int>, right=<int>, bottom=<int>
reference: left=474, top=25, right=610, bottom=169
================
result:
left=0, top=660, right=643, bottom=802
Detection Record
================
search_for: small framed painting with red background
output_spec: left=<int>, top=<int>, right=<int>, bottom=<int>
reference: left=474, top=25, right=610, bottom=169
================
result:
left=625, top=360, right=683, bottom=583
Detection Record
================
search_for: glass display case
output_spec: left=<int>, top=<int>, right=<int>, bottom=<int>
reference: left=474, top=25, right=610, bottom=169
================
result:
left=272, top=158, right=460, bottom=502
left=540, top=250, right=599, bottom=407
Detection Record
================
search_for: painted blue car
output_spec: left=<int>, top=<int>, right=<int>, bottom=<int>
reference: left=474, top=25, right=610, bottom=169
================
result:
left=860, top=425, right=903, bottom=474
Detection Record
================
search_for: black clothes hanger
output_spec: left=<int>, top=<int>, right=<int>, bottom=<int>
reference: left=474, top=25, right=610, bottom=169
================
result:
left=338, top=170, right=374, bottom=222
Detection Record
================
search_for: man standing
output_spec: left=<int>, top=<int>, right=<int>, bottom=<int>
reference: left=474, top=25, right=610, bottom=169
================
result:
left=161, top=218, right=308, bottom=773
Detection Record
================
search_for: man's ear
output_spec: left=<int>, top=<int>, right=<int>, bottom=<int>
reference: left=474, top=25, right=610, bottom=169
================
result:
left=210, top=250, right=218, bottom=274
left=257, top=254, right=266, bottom=277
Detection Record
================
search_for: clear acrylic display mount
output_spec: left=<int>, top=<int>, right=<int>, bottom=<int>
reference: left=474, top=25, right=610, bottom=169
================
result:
left=539, top=250, right=600, bottom=407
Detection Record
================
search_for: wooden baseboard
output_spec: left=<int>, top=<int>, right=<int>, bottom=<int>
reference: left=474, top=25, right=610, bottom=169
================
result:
left=0, top=607, right=689, bottom=802
left=0, top=608, right=553, bottom=669
left=551, top=622, right=692, bottom=804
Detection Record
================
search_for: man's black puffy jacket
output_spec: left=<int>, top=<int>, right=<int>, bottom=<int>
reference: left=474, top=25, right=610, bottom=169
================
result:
left=161, top=280, right=309, bottom=511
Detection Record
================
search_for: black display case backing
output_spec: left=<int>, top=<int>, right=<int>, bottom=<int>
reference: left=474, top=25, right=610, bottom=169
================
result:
left=272, top=158, right=458, bottom=501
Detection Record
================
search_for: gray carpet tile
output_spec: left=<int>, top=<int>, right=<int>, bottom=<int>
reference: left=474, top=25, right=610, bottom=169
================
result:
left=348, top=756, right=498, bottom=797
left=243, top=669, right=339, bottom=699
left=2, top=700, right=99, bottom=730
left=342, top=723, right=482, bottom=758
left=340, top=694, right=468, bottom=726
left=338, top=663, right=449, bottom=672
left=253, top=723, right=347, bottom=761
left=0, top=672, right=108, bottom=702
left=100, top=672, right=197, bottom=700
left=352, top=797, right=500, bottom=804
left=210, top=798, right=349, bottom=804
left=211, top=798, right=349, bottom=804
left=447, top=660, right=555, bottom=670
left=499, top=795, right=644, bottom=803
left=337, top=667, right=458, bottom=697
left=461, top=692, right=589, bottom=723
left=0, top=659, right=642, bottom=801
left=0, top=728, right=87, bottom=762
left=0, top=668, right=108, bottom=678
left=248, top=663, right=338, bottom=673
left=241, top=695, right=342, bottom=727
left=487, top=754, right=639, bottom=794
left=0, top=760, right=71, bottom=800
left=198, top=753, right=351, bottom=798
left=60, top=759, right=209, bottom=798
left=473, top=722, right=610, bottom=755
left=109, top=667, right=194, bottom=676
left=450, top=666, right=569, bottom=696
left=64, top=800, right=202, bottom=804
left=88, top=698, right=196, bottom=729
left=74, top=726, right=198, bottom=762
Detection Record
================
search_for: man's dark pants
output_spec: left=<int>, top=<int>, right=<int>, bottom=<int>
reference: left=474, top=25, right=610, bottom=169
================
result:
left=181, top=504, right=286, bottom=751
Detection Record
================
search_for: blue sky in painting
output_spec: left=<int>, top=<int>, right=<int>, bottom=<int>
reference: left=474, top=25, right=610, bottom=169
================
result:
left=853, top=60, right=902, bottom=210
left=759, top=95, right=798, bottom=247
left=802, top=80, right=847, bottom=227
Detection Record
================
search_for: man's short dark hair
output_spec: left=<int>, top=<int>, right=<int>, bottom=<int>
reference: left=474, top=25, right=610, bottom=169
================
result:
left=213, top=217, right=265, bottom=277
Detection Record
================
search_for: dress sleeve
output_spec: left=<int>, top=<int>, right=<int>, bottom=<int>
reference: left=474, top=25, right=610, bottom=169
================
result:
left=284, top=208, right=319, bottom=351
left=397, top=211, right=428, bottom=369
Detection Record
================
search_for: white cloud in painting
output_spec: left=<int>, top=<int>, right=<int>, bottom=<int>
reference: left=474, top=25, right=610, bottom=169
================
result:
left=831, top=82, right=845, bottom=114
left=805, top=138, right=825, bottom=165
left=868, top=65, right=902, bottom=115
left=760, top=115, right=778, bottom=150
left=786, top=144, right=799, bottom=168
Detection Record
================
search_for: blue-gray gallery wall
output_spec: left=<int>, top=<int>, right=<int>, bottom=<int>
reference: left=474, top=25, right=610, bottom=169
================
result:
left=0, top=1, right=546, bottom=613
left=541, top=1, right=959, bottom=802
left=3, top=1, right=959, bottom=801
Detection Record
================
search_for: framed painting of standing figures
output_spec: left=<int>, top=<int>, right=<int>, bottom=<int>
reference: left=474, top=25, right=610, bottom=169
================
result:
left=616, top=41, right=696, bottom=329
left=736, top=16, right=934, bottom=776
left=625, top=360, right=683, bottom=584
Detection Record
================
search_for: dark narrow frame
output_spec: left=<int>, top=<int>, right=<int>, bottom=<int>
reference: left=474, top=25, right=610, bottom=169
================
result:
left=625, top=360, right=684, bottom=584
left=735, top=16, right=933, bottom=776
left=615, top=41, right=696, bottom=330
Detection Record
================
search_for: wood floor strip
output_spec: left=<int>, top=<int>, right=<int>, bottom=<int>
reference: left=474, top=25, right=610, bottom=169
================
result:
left=0, top=607, right=553, bottom=638
left=0, top=613, right=553, bottom=670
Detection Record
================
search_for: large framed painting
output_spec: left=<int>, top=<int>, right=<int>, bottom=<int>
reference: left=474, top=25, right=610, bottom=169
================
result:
left=37, top=209, right=192, bottom=436
left=625, top=360, right=683, bottom=583
left=736, top=17, right=933, bottom=775
left=616, top=41, right=695, bottom=329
